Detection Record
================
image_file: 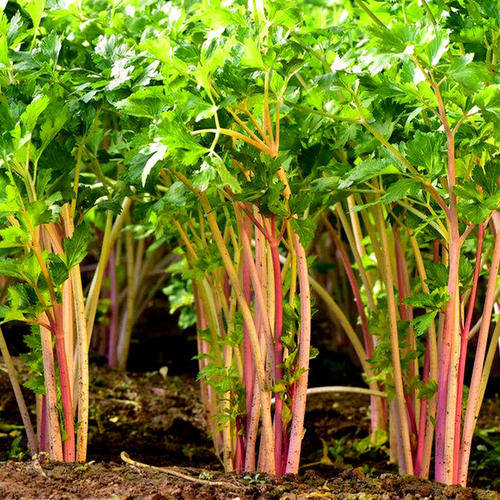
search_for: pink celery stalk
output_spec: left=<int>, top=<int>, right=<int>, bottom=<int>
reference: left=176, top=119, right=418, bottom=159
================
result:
left=452, top=223, right=484, bottom=483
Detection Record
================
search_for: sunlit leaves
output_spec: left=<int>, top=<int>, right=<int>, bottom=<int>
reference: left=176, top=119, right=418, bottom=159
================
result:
left=17, top=0, right=45, bottom=36
left=241, top=38, right=265, bottom=69
left=0, top=225, right=30, bottom=248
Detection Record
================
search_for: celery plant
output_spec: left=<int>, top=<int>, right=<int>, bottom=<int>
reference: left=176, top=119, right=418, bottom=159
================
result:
left=0, top=16, right=91, bottom=459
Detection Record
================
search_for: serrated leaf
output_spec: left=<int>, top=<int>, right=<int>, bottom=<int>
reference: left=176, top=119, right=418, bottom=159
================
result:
left=449, top=55, right=490, bottom=93
left=405, top=131, right=443, bottom=178
left=459, top=256, right=474, bottom=285
left=383, top=179, right=422, bottom=203
left=459, top=200, right=490, bottom=224
left=0, top=226, right=30, bottom=248
left=0, top=259, right=25, bottom=280
left=1, top=307, right=27, bottom=323
left=39, top=104, right=70, bottom=154
left=48, top=254, right=69, bottom=287
left=209, top=155, right=241, bottom=193
left=425, top=28, right=449, bottom=66
left=23, top=376, right=45, bottom=396
left=291, top=218, right=317, bottom=247
left=192, top=161, right=216, bottom=191
left=17, top=0, right=45, bottom=34
left=27, top=200, right=59, bottom=227
left=114, top=87, right=166, bottom=119
left=411, top=311, right=437, bottom=336
left=63, top=223, right=92, bottom=269
left=21, top=95, right=49, bottom=132
left=426, top=262, right=448, bottom=288
left=472, top=162, right=500, bottom=196
left=405, top=292, right=437, bottom=308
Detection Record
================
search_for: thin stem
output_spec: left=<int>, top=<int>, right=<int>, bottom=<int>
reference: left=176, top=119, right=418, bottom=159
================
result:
left=375, top=206, right=413, bottom=475
left=323, top=215, right=374, bottom=357
left=192, top=128, right=274, bottom=155
left=334, top=205, right=375, bottom=310
left=421, top=0, right=437, bottom=25
left=354, top=0, right=388, bottom=30
left=0, top=327, right=38, bottom=456
left=410, top=236, right=438, bottom=479
left=200, top=192, right=276, bottom=474
left=303, top=386, right=386, bottom=398
left=86, top=197, right=132, bottom=341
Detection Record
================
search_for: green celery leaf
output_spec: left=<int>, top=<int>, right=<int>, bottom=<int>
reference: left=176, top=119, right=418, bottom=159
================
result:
left=63, top=223, right=92, bottom=269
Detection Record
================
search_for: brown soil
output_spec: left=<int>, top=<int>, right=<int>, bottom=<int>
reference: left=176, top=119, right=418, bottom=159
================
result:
left=1, top=460, right=499, bottom=500
left=0, top=366, right=499, bottom=499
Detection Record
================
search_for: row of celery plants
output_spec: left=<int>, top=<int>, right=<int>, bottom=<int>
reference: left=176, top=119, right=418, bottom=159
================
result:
left=0, top=0, right=498, bottom=488
left=292, top=0, right=499, bottom=486
left=98, top=2, right=319, bottom=474
left=0, top=3, right=135, bottom=460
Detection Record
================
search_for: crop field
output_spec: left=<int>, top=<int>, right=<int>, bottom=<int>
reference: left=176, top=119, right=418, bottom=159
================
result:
left=0, top=0, right=498, bottom=498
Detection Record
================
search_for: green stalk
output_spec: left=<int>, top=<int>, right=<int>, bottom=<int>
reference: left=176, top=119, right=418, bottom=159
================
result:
left=375, top=206, right=413, bottom=475
left=117, top=220, right=135, bottom=370
left=86, top=197, right=132, bottom=342
left=335, top=205, right=375, bottom=310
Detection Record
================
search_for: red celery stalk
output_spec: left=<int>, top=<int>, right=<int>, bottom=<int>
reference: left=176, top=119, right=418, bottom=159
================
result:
left=242, top=212, right=254, bottom=425
left=435, top=228, right=460, bottom=482
left=325, top=218, right=381, bottom=433
left=458, top=213, right=500, bottom=485
left=53, top=304, right=75, bottom=461
left=394, top=229, right=418, bottom=443
left=415, top=337, right=431, bottom=476
left=270, top=216, right=285, bottom=476
left=285, top=233, right=311, bottom=474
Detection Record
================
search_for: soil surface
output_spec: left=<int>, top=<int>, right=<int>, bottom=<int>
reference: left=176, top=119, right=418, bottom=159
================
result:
left=1, top=460, right=499, bottom=500
left=0, top=366, right=499, bottom=499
